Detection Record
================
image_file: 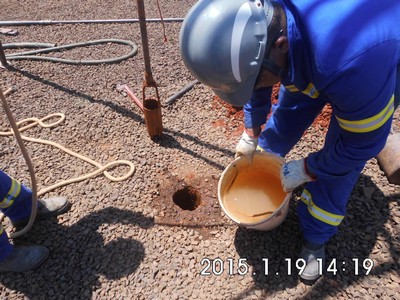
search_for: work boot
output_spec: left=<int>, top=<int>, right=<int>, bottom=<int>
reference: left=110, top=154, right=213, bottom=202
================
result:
left=299, top=241, right=325, bottom=283
left=0, top=245, right=49, bottom=272
left=12, top=196, right=70, bottom=228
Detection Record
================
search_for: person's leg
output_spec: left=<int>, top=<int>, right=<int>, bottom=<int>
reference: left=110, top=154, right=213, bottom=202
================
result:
left=0, top=171, right=49, bottom=272
left=298, top=170, right=362, bottom=245
left=0, top=244, right=49, bottom=272
left=297, top=117, right=365, bottom=281
left=0, top=170, right=70, bottom=228
left=258, top=85, right=327, bottom=157
left=0, top=170, right=71, bottom=272
left=298, top=162, right=363, bottom=282
left=0, top=170, right=33, bottom=224
left=0, top=226, right=13, bottom=262
left=0, top=224, right=49, bottom=273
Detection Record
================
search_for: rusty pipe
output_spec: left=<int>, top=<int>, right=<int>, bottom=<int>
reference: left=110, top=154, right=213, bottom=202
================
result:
left=124, top=85, right=144, bottom=112
left=116, top=83, right=162, bottom=138
left=116, top=84, right=143, bottom=111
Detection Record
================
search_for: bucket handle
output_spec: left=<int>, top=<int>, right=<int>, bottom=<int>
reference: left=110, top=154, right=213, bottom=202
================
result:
left=142, top=79, right=161, bottom=106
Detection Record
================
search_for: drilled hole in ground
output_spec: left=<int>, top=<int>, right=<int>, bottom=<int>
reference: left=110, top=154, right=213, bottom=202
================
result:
left=172, top=186, right=202, bottom=211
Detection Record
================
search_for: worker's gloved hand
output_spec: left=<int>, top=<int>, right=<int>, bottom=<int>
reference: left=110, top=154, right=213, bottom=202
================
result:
left=280, top=158, right=315, bottom=192
left=235, top=130, right=259, bottom=159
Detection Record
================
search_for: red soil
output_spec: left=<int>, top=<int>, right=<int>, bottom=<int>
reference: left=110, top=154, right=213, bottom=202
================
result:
left=211, top=83, right=332, bottom=138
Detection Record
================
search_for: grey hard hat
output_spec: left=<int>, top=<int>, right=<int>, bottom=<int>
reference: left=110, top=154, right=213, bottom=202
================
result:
left=179, top=0, right=274, bottom=106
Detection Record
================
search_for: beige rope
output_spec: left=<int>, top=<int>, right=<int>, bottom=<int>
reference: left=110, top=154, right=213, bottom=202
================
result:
left=0, top=87, right=38, bottom=238
left=0, top=87, right=135, bottom=237
left=0, top=114, right=136, bottom=194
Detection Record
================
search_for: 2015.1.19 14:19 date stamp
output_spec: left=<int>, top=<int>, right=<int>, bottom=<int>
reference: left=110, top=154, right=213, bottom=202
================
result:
left=199, top=257, right=374, bottom=276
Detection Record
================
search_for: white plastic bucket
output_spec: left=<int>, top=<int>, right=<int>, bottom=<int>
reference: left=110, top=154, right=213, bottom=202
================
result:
left=218, top=151, right=291, bottom=231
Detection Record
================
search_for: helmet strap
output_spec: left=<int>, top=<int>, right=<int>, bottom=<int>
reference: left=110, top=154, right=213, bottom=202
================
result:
left=261, top=58, right=286, bottom=78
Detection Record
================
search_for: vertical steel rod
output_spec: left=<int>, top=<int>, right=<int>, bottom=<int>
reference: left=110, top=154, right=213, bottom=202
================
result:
left=0, top=41, right=8, bottom=67
left=136, top=0, right=155, bottom=85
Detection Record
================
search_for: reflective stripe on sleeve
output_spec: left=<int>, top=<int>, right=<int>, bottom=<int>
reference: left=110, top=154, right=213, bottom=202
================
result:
left=303, top=83, right=320, bottom=98
left=0, top=179, right=21, bottom=209
left=285, top=85, right=299, bottom=92
left=284, top=83, right=320, bottom=98
left=301, top=189, right=344, bottom=226
left=335, top=95, right=394, bottom=133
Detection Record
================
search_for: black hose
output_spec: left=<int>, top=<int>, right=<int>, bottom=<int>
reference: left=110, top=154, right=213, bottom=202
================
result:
left=3, top=39, right=138, bottom=65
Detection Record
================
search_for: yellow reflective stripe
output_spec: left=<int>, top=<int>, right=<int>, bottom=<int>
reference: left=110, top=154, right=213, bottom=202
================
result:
left=284, top=83, right=319, bottom=98
left=301, top=189, right=344, bottom=226
left=0, top=197, right=14, bottom=209
left=285, top=85, right=299, bottom=92
left=256, top=145, right=265, bottom=152
left=303, top=83, right=319, bottom=99
left=335, top=95, right=394, bottom=133
left=0, top=179, right=21, bottom=209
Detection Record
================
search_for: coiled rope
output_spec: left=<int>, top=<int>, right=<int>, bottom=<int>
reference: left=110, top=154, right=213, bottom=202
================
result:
left=0, top=38, right=139, bottom=237
left=0, top=87, right=135, bottom=237
left=0, top=113, right=136, bottom=193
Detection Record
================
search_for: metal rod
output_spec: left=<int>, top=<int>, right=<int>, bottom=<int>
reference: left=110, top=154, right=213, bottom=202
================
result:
left=0, top=18, right=184, bottom=26
left=165, top=80, right=200, bottom=105
left=137, top=0, right=155, bottom=85
left=0, top=41, right=8, bottom=67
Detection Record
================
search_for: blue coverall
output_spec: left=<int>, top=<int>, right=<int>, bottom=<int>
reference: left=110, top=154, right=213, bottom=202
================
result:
left=0, top=170, right=35, bottom=261
left=244, top=0, right=400, bottom=245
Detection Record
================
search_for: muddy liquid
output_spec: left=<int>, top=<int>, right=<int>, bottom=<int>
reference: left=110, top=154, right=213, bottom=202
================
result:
left=223, top=169, right=286, bottom=224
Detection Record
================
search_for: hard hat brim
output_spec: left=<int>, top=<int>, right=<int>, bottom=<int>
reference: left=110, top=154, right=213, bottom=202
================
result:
left=212, top=80, right=256, bottom=107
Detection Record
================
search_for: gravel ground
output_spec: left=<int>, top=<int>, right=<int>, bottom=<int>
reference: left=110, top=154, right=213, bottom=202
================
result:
left=0, top=1, right=399, bottom=299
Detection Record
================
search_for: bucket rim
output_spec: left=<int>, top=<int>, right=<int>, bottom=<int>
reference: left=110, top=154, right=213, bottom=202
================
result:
left=218, top=151, right=292, bottom=227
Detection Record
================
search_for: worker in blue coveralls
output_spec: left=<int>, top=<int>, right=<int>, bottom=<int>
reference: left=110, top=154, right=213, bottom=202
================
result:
left=180, top=0, right=400, bottom=281
left=0, top=170, right=70, bottom=272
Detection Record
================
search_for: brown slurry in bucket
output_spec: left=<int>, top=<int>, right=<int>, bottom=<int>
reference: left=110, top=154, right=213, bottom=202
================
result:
left=223, top=168, right=286, bottom=224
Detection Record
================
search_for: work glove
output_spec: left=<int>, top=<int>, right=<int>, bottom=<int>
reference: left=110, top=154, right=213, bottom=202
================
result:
left=235, top=130, right=259, bottom=159
left=280, top=158, right=315, bottom=192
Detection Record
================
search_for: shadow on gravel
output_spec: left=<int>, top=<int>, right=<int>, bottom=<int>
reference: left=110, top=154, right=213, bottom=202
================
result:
left=7, top=65, right=235, bottom=171
left=233, top=174, right=399, bottom=299
left=0, top=207, right=154, bottom=299
left=6, top=65, right=144, bottom=122
left=154, top=132, right=234, bottom=171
